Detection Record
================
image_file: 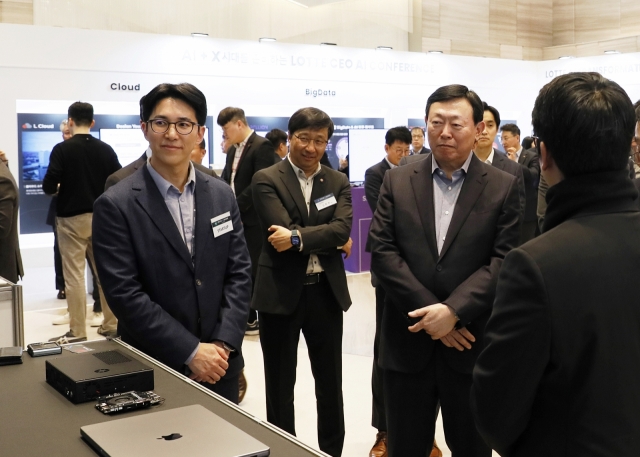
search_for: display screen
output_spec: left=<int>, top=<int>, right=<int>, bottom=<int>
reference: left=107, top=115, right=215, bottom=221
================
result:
left=347, top=129, right=388, bottom=183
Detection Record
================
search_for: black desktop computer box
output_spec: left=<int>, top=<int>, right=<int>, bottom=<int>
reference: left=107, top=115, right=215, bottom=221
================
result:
left=45, top=349, right=154, bottom=404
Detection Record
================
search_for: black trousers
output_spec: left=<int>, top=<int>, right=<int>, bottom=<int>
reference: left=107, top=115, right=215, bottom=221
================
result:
left=371, top=284, right=387, bottom=431
left=260, top=280, right=345, bottom=457
left=384, top=346, right=491, bottom=457
left=201, top=373, right=240, bottom=404
left=244, top=223, right=261, bottom=324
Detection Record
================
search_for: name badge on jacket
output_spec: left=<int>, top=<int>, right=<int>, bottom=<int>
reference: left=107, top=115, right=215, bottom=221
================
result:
left=315, top=193, right=337, bottom=211
left=211, top=212, right=233, bottom=237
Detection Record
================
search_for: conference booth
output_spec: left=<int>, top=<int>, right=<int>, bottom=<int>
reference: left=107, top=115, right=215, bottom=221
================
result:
left=2, top=21, right=640, bottom=456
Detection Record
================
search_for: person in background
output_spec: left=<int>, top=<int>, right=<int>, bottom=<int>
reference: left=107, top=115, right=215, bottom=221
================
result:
left=365, top=126, right=443, bottom=457
left=500, top=123, right=540, bottom=243
left=190, top=139, right=207, bottom=165
left=472, top=71, right=640, bottom=457
left=43, top=102, right=121, bottom=343
left=0, top=149, right=23, bottom=284
left=410, top=127, right=431, bottom=155
left=50, top=120, right=104, bottom=327
left=218, top=107, right=279, bottom=336
left=48, top=120, right=71, bottom=301
left=266, top=128, right=288, bottom=159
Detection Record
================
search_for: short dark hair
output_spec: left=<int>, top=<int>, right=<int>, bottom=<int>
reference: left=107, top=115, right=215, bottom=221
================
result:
left=265, top=128, right=288, bottom=149
left=482, top=102, right=501, bottom=127
left=522, top=136, right=535, bottom=150
left=425, top=84, right=483, bottom=124
left=68, top=102, right=93, bottom=127
left=500, top=123, right=520, bottom=137
left=216, top=107, right=247, bottom=127
left=410, top=126, right=424, bottom=136
left=140, top=83, right=207, bottom=125
left=532, top=72, right=635, bottom=177
left=198, top=139, right=206, bottom=150
left=385, top=126, right=412, bottom=146
left=288, top=107, right=334, bottom=139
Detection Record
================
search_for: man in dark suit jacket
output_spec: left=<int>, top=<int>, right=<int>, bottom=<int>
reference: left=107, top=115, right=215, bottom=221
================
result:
left=218, top=107, right=278, bottom=333
left=411, top=126, right=431, bottom=155
left=93, top=83, right=252, bottom=403
left=472, top=73, right=640, bottom=457
left=501, top=123, right=540, bottom=243
left=369, top=85, right=522, bottom=457
left=0, top=153, right=23, bottom=283
left=363, top=127, right=411, bottom=457
left=475, top=103, right=526, bottom=217
left=105, top=148, right=217, bottom=190
left=251, top=108, right=352, bottom=457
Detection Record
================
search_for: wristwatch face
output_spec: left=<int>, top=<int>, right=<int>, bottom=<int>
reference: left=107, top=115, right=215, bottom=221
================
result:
left=291, top=237, right=300, bottom=246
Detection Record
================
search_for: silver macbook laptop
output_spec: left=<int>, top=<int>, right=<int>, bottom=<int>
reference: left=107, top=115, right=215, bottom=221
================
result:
left=81, top=404, right=270, bottom=457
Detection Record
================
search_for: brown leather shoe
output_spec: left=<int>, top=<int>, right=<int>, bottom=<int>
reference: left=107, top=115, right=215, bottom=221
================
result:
left=238, top=370, right=247, bottom=404
left=430, top=439, right=443, bottom=457
left=369, top=431, right=387, bottom=457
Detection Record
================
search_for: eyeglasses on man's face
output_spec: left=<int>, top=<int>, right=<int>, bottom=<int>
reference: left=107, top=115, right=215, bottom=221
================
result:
left=293, top=134, right=328, bottom=149
left=147, top=118, right=200, bottom=135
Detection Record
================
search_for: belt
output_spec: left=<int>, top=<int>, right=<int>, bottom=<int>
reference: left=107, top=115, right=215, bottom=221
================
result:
left=302, top=272, right=325, bottom=286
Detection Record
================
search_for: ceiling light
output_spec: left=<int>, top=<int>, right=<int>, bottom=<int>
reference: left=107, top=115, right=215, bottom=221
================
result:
left=320, top=42, right=337, bottom=46
left=287, top=0, right=309, bottom=7
left=604, top=50, right=620, bottom=55
left=376, top=46, right=393, bottom=51
left=259, top=37, right=277, bottom=42
left=558, top=55, right=574, bottom=60
left=428, top=50, right=443, bottom=54
left=191, top=32, right=208, bottom=37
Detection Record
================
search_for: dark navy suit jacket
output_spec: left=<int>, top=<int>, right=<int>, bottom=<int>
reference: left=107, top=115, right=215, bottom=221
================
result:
left=93, top=165, right=252, bottom=374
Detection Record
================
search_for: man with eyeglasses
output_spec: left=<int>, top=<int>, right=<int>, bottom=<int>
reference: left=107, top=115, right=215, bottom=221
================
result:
left=251, top=107, right=353, bottom=457
left=411, top=127, right=431, bottom=155
left=218, top=107, right=279, bottom=336
left=43, top=102, right=122, bottom=344
left=93, top=83, right=252, bottom=403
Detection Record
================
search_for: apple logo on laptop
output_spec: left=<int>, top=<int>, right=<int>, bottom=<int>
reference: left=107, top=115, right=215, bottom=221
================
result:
left=158, top=433, right=182, bottom=441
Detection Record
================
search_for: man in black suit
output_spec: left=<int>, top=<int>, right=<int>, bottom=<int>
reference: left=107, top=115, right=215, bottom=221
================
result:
left=93, top=83, right=252, bottom=402
left=0, top=152, right=23, bottom=284
left=363, top=126, right=411, bottom=457
left=218, top=107, right=278, bottom=335
left=411, top=126, right=431, bottom=155
left=501, top=123, right=540, bottom=243
left=369, top=85, right=522, bottom=457
left=472, top=72, right=640, bottom=456
left=475, top=103, right=526, bottom=215
left=251, top=107, right=352, bottom=457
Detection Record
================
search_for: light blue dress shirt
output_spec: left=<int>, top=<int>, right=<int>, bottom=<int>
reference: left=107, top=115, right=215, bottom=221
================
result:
left=431, top=153, right=473, bottom=255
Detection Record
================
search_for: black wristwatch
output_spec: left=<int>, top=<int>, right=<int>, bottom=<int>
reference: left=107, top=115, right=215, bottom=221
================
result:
left=291, top=229, right=301, bottom=251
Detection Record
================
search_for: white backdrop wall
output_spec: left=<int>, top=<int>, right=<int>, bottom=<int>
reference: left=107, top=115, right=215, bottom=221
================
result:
left=2, top=23, right=640, bottom=260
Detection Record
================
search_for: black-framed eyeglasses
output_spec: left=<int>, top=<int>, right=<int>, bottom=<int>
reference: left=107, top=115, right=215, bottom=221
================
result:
left=532, top=136, right=541, bottom=157
left=147, top=118, right=200, bottom=135
left=293, top=134, right=328, bottom=149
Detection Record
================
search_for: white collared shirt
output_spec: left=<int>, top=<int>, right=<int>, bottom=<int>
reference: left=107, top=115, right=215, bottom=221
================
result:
left=384, top=157, right=397, bottom=169
left=287, top=156, right=324, bottom=274
left=515, top=147, right=523, bottom=161
left=230, top=130, right=254, bottom=194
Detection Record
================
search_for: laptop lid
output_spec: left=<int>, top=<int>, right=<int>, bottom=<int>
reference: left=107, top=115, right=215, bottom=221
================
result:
left=81, top=404, right=270, bottom=457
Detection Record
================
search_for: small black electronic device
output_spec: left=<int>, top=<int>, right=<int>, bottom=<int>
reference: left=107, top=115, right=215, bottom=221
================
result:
left=46, top=349, right=154, bottom=404
left=27, top=342, right=62, bottom=357
left=95, top=390, right=164, bottom=415
left=0, top=346, right=23, bottom=366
